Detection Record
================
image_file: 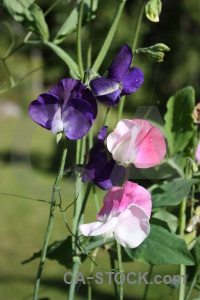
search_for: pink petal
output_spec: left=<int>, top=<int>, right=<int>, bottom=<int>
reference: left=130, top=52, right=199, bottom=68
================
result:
left=97, top=187, right=123, bottom=222
left=195, top=141, right=200, bottom=163
left=134, top=126, right=166, bottom=168
left=107, top=119, right=136, bottom=153
left=114, top=204, right=150, bottom=248
left=118, top=181, right=152, bottom=217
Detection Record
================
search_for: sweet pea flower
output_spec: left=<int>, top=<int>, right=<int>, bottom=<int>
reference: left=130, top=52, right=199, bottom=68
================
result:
left=29, top=78, right=97, bottom=140
left=107, top=119, right=166, bottom=168
left=89, top=44, right=144, bottom=106
left=80, top=126, right=125, bottom=190
left=79, top=181, right=151, bottom=248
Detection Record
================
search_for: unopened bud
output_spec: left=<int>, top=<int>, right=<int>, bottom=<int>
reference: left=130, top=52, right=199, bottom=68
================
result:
left=145, top=0, right=162, bottom=22
left=152, top=43, right=170, bottom=52
left=146, top=50, right=164, bottom=62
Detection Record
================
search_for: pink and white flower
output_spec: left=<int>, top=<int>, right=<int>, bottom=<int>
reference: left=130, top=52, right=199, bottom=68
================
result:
left=79, top=181, right=151, bottom=248
left=107, top=119, right=166, bottom=168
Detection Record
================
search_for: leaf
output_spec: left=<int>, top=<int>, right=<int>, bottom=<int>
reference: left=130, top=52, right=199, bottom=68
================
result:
left=22, top=236, right=86, bottom=268
left=152, top=179, right=198, bottom=208
left=164, top=86, right=195, bottom=156
left=124, top=224, right=195, bottom=265
left=153, top=210, right=178, bottom=232
left=45, top=42, right=80, bottom=78
left=2, top=0, right=49, bottom=41
left=54, top=0, right=98, bottom=44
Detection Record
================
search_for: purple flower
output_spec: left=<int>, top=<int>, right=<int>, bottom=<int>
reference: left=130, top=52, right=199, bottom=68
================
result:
left=89, top=44, right=144, bottom=106
left=80, top=126, right=125, bottom=190
left=29, top=78, right=97, bottom=140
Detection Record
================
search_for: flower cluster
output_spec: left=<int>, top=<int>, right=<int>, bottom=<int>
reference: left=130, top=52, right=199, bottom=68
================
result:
left=29, top=44, right=167, bottom=249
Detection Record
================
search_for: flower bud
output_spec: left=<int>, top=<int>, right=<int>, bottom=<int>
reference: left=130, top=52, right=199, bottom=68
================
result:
left=146, top=50, right=164, bottom=62
left=145, top=0, right=162, bottom=22
left=152, top=43, right=170, bottom=52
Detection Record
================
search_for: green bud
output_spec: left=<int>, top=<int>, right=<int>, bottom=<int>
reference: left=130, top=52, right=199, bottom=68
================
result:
left=145, top=0, right=162, bottom=22
left=146, top=50, right=164, bottom=62
left=152, top=43, right=170, bottom=52
left=84, top=69, right=99, bottom=85
left=56, top=132, right=63, bottom=144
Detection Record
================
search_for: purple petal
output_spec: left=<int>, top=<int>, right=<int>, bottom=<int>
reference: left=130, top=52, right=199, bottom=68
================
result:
left=62, top=97, right=95, bottom=140
left=51, top=107, right=63, bottom=134
left=97, top=126, right=108, bottom=142
left=95, top=160, right=126, bottom=190
left=29, top=93, right=60, bottom=129
left=90, top=77, right=120, bottom=96
left=121, top=67, right=144, bottom=95
left=107, top=44, right=132, bottom=81
left=95, top=90, right=121, bottom=107
left=81, top=88, right=97, bottom=119
left=48, top=78, right=84, bottom=109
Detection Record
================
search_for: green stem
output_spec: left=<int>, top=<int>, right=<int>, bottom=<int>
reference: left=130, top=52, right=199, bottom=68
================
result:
left=110, top=255, right=119, bottom=299
left=116, top=241, right=123, bottom=300
left=142, top=265, right=153, bottom=300
left=68, top=257, right=82, bottom=300
left=33, top=140, right=67, bottom=300
left=132, top=0, right=146, bottom=52
left=104, top=107, right=111, bottom=127
left=178, top=198, right=187, bottom=300
left=93, top=185, right=100, bottom=213
left=117, top=96, right=125, bottom=122
left=87, top=247, right=99, bottom=300
left=77, top=0, right=85, bottom=79
left=87, top=0, right=94, bottom=69
left=185, top=261, right=200, bottom=300
left=92, top=0, right=126, bottom=72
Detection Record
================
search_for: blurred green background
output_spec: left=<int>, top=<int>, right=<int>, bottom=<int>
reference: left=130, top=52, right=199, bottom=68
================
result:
left=0, top=0, right=200, bottom=299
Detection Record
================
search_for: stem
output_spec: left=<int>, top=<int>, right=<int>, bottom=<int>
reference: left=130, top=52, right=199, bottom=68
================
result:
left=87, top=247, right=99, bottom=300
left=68, top=257, right=82, bottom=300
left=77, top=0, right=85, bottom=79
left=117, top=96, right=125, bottom=122
left=104, top=107, right=111, bottom=126
left=178, top=198, right=187, bottom=300
left=185, top=261, right=200, bottom=300
left=131, top=0, right=146, bottom=52
left=110, top=255, right=119, bottom=299
left=92, top=0, right=126, bottom=72
left=33, top=140, right=67, bottom=300
left=142, top=265, right=153, bottom=300
left=87, top=0, right=94, bottom=69
left=116, top=241, right=123, bottom=300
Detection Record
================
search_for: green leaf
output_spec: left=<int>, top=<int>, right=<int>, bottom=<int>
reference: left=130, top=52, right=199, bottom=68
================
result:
left=22, top=236, right=86, bottom=268
left=54, top=0, right=98, bottom=44
left=164, top=86, right=195, bottom=156
left=153, top=210, right=178, bottom=232
left=152, top=179, right=198, bottom=208
left=45, top=42, right=80, bottom=78
left=3, top=0, right=49, bottom=41
left=125, top=224, right=195, bottom=265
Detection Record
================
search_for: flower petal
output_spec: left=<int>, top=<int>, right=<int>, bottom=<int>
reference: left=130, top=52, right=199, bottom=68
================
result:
left=94, top=159, right=126, bottom=190
left=121, top=67, right=144, bottom=95
left=79, top=217, right=118, bottom=236
left=62, top=97, right=95, bottom=140
left=51, top=107, right=63, bottom=134
left=90, top=77, right=120, bottom=96
left=118, top=181, right=152, bottom=218
left=134, top=126, right=166, bottom=168
left=29, top=93, right=60, bottom=129
left=114, top=204, right=150, bottom=248
left=107, top=44, right=132, bottom=81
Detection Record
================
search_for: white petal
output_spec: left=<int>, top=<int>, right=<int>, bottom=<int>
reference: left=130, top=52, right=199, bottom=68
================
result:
left=114, top=204, right=150, bottom=248
left=79, top=217, right=118, bottom=237
left=51, top=107, right=63, bottom=134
